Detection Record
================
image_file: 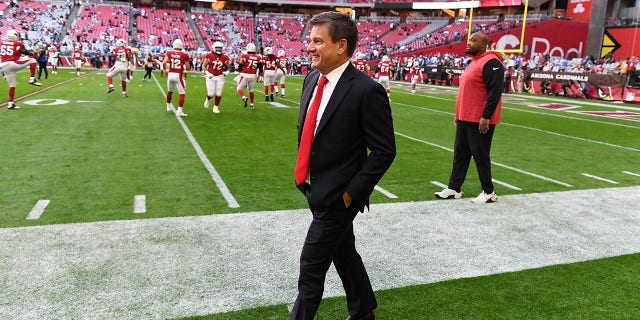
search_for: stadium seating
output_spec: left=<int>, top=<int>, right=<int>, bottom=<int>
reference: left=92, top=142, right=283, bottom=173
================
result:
left=134, top=6, right=198, bottom=50
left=256, top=13, right=307, bottom=57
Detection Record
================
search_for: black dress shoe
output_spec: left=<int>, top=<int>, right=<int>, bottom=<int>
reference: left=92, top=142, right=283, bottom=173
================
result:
left=346, top=312, right=375, bottom=320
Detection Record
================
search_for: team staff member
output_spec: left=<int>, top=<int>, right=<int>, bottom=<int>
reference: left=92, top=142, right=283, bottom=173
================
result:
left=290, top=11, right=396, bottom=320
left=0, top=29, right=42, bottom=110
left=435, top=32, right=504, bottom=204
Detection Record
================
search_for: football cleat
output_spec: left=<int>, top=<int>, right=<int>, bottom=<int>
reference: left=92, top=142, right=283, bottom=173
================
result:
left=435, top=188, right=462, bottom=199
left=212, top=106, right=220, bottom=114
left=250, top=104, right=254, bottom=110
left=270, top=93, right=274, bottom=101
left=167, top=103, right=174, bottom=112
left=107, top=87, right=114, bottom=93
left=176, top=111, right=187, bottom=117
left=7, top=102, right=20, bottom=110
left=29, top=80, right=42, bottom=86
left=203, top=99, right=210, bottom=109
left=122, top=93, right=128, bottom=98
left=470, top=191, right=497, bottom=204
left=242, top=96, right=248, bottom=108
left=265, top=96, right=269, bottom=102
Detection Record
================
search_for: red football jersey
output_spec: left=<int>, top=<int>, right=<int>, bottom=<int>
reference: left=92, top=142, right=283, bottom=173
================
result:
left=240, top=53, right=260, bottom=74
left=204, top=52, right=229, bottom=76
left=0, top=40, right=25, bottom=62
left=165, top=50, right=189, bottom=73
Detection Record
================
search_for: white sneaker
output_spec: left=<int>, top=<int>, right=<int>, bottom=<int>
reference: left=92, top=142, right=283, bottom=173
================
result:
left=470, top=191, right=497, bottom=204
left=203, top=99, right=210, bottom=108
left=212, top=106, right=220, bottom=114
left=435, top=188, right=462, bottom=199
left=176, top=111, right=187, bottom=117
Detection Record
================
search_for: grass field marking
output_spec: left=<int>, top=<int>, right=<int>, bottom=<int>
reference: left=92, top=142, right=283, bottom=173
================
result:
left=134, top=195, right=146, bottom=214
left=506, top=106, right=640, bottom=129
left=152, top=75, right=241, bottom=208
left=492, top=178, right=522, bottom=190
left=622, top=170, right=640, bottom=177
left=430, top=180, right=448, bottom=189
left=269, top=102, right=296, bottom=108
left=503, top=122, right=640, bottom=152
left=26, top=200, right=50, bottom=220
left=1, top=71, right=95, bottom=108
left=581, top=173, right=620, bottom=184
left=374, top=185, right=398, bottom=199
left=517, top=93, right=640, bottom=111
left=397, top=132, right=574, bottom=187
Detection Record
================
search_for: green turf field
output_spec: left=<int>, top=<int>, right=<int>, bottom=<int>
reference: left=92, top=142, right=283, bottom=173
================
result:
left=1, top=67, right=639, bottom=319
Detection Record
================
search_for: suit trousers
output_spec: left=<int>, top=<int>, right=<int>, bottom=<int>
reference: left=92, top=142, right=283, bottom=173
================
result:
left=290, top=198, right=377, bottom=320
left=448, top=121, right=495, bottom=193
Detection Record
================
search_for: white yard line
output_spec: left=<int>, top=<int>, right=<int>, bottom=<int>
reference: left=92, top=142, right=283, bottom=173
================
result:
left=623, top=171, right=640, bottom=177
left=133, top=195, right=146, bottom=214
left=2, top=187, right=639, bottom=319
left=581, top=173, right=620, bottom=184
left=25, top=200, right=50, bottom=220
left=430, top=180, right=448, bottom=189
left=493, top=178, right=522, bottom=190
left=396, top=132, right=572, bottom=187
left=374, top=185, right=398, bottom=199
left=154, top=77, right=240, bottom=208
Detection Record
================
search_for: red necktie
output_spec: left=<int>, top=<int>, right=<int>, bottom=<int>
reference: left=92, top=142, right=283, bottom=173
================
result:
left=295, top=76, right=328, bottom=186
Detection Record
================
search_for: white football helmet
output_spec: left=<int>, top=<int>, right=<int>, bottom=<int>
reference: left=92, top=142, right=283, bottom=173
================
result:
left=74, top=45, right=80, bottom=50
left=246, top=42, right=256, bottom=53
left=413, top=61, right=420, bottom=67
left=355, top=52, right=364, bottom=60
left=382, top=55, right=389, bottom=62
left=277, top=49, right=285, bottom=57
left=213, top=41, right=224, bottom=54
left=6, top=30, right=19, bottom=41
left=116, top=38, right=126, bottom=47
left=264, top=47, right=273, bottom=55
left=173, top=39, right=183, bottom=50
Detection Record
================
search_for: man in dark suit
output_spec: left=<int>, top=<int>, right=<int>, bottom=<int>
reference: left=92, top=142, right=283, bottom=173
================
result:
left=290, top=11, right=396, bottom=320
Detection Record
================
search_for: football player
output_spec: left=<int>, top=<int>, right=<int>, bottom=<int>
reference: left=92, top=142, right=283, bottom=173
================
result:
left=273, top=49, right=288, bottom=98
left=106, top=38, right=132, bottom=97
left=0, top=30, right=42, bottom=110
left=72, top=44, right=84, bottom=76
left=377, top=55, right=393, bottom=99
left=202, top=41, right=230, bottom=114
left=353, top=52, right=370, bottom=76
left=236, top=42, right=260, bottom=110
left=409, top=61, right=423, bottom=94
left=261, top=47, right=277, bottom=102
left=162, top=39, right=190, bottom=117
left=48, top=45, right=59, bottom=74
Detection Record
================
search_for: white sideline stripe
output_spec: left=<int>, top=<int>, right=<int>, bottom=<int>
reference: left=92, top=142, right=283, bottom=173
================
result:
left=3, top=187, right=640, bottom=319
left=374, top=185, right=398, bottom=199
left=492, top=179, right=522, bottom=190
left=431, top=180, right=448, bottom=189
left=623, top=170, right=640, bottom=177
left=153, top=76, right=240, bottom=208
left=26, top=200, right=50, bottom=220
left=396, top=132, right=573, bottom=187
left=134, top=195, right=146, bottom=214
left=504, top=123, right=640, bottom=152
left=581, top=173, right=620, bottom=184
left=76, top=100, right=103, bottom=103
left=269, top=102, right=295, bottom=108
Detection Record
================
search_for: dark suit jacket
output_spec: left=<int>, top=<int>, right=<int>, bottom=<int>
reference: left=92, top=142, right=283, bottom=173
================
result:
left=297, top=63, right=396, bottom=212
